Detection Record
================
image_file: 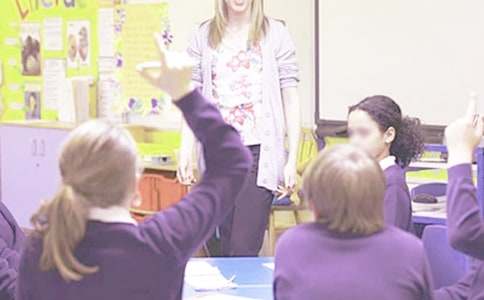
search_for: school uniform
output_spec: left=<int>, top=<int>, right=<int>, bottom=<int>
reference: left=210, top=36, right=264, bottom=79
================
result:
left=380, top=156, right=413, bottom=232
left=438, top=164, right=484, bottom=300
left=434, top=259, right=480, bottom=300
left=16, top=89, right=252, bottom=300
left=0, top=201, right=25, bottom=300
left=273, top=223, right=434, bottom=300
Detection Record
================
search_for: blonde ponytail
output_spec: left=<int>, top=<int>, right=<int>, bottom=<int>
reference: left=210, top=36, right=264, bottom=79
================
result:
left=32, top=184, right=98, bottom=281
left=30, top=120, right=139, bottom=282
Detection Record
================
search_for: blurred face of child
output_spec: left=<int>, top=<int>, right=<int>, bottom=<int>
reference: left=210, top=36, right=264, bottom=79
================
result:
left=348, top=109, right=392, bottom=161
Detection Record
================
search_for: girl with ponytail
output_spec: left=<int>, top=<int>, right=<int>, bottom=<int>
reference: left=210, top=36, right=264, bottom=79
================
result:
left=16, top=39, right=251, bottom=300
left=348, top=95, right=424, bottom=232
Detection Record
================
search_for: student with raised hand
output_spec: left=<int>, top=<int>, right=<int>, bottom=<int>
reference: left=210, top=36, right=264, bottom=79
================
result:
left=273, top=144, right=433, bottom=300
left=435, top=100, right=484, bottom=300
left=0, top=201, right=25, bottom=300
left=16, top=35, right=251, bottom=300
left=348, top=96, right=424, bottom=232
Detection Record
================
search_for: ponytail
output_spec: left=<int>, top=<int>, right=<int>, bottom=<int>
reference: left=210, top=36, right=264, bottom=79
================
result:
left=29, top=119, right=140, bottom=282
left=390, top=116, right=424, bottom=168
left=31, top=184, right=98, bottom=282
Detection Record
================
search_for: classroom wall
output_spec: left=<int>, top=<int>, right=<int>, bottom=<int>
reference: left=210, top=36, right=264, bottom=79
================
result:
left=167, top=0, right=316, bottom=127
left=317, top=0, right=484, bottom=125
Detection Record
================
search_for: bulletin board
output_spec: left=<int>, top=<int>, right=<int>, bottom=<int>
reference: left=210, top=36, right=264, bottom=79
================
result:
left=0, top=0, right=100, bottom=121
left=0, top=0, right=179, bottom=128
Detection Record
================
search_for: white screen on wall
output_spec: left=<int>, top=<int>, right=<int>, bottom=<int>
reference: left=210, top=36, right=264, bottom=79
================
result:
left=318, top=0, right=484, bottom=125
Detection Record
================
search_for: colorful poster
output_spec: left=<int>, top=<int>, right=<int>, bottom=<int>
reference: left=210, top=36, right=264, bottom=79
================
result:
left=20, top=23, right=42, bottom=76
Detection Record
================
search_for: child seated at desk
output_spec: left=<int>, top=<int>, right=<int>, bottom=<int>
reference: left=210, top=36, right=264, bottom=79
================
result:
left=433, top=101, right=484, bottom=300
left=273, top=144, right=433, bottom=300
left=16, top=41, right=251, bottom=300
left=348, top=96, right=424, bottom=232
left=0, top=201, right=25, bottom=300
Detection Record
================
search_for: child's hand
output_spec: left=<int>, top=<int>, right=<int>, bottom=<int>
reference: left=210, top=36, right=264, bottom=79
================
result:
left=137, top=33, right=195, bottom=101
left=445, top=99, right=484, bottom=165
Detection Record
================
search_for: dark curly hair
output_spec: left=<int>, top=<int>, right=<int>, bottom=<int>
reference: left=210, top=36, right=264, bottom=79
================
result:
left=349, top=95, right=424, bottom=168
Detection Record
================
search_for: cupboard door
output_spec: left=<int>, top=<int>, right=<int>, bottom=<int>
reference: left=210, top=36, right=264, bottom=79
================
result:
left=0, top=126, right=69, bottom=228
left=0, top=126, right=42, bottom=228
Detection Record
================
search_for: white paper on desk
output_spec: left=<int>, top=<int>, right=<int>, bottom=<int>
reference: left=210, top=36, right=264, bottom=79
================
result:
left=43, top=59, right=65, bottom=110
left=43, top=18, right=63, bottom=51
left=185, top=261, right=221, bottom=276
left=187, top=295, right=262, bottom=300
left=185, top=276, right=237, bottom=292
left=185, top=261, right=237, bottom=292
left=262, top=262, right=274, bottom=271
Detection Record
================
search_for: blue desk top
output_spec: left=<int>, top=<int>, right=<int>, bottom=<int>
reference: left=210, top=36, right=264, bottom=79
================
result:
left=183, top=257, right=274, bottom=300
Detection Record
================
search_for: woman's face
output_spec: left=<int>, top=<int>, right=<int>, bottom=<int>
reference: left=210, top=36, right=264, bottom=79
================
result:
left=224, top=0, right=253, bottom=14
left=348, top=109, right=388, bottom=160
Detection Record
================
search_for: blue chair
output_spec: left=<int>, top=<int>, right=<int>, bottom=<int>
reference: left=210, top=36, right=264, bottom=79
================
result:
left=421, top=225, right=469, bottom=289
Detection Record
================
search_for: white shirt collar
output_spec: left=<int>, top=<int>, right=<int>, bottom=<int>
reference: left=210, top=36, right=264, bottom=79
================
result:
left=89, top=206, right=137, bottom=226
left=379, top=155, right=397, bottom=170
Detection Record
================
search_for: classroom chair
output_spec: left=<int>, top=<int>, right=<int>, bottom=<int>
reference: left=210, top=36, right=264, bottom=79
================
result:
left=130, top=173, right=188, bottom=221
left=411, top=182, right=447, bottom=236
left=267, top=128, right=318, bottom=254
left=421, top=225, right=469, bottom=289
left=410, top=182, right=447, bottom=200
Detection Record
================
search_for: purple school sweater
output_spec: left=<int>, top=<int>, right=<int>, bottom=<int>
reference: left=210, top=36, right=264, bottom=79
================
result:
left=434, top=259, right=480, bottom=300
left=437, top=164, right=484, bottom=300
left=274, top=223, right=434, bottom=300
left=16, top=89, right=252, bottom=300
left=0, top=201, right=25, bottom=300
left=384, top=164, right=413, bottom=232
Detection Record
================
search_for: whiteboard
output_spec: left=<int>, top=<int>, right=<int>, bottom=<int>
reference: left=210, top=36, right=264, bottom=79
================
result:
left=318, top=0, right=484, bottom=125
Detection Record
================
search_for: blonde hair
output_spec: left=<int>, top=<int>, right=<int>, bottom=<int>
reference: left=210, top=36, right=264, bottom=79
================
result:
left=209, top=0, right=267, bottom=48
left=31, top=120, right=140, bottom=282
left=302, top=145, right=386, bottom=235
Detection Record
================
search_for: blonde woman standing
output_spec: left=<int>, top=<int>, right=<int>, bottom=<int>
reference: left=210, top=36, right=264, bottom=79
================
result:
left=180, top=0, right=301, bottom=256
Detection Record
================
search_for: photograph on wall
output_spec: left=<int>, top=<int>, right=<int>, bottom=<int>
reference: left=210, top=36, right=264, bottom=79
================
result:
left=21, top=23, right=42, bottom=76
left=24, top=85, right=41, bottom=120
left=67, top=21, right=90, bottom=68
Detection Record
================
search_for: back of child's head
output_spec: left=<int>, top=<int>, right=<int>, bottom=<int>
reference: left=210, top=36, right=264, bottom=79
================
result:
left=302, top=144, right=385, bottom=235
left=348, top=95, right=424, bottom=168
left=31, top=120, right=140, bottom=282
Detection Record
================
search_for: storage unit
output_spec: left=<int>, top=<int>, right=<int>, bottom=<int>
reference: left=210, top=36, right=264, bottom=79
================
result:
left=0, top=123, right=71, bottom=228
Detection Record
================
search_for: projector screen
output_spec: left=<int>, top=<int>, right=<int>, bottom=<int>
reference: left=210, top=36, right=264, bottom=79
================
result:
left=317, top=0, right=484, bottom=125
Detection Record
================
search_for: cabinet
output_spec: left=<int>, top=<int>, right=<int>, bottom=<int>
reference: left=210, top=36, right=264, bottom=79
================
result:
left=0, top=125, right=69, bottom=228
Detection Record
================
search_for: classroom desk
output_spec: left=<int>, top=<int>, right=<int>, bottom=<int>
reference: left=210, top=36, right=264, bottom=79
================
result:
left=183, top=257, right=274, bottom=300
left=412, top=212, right=446, bottom=225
